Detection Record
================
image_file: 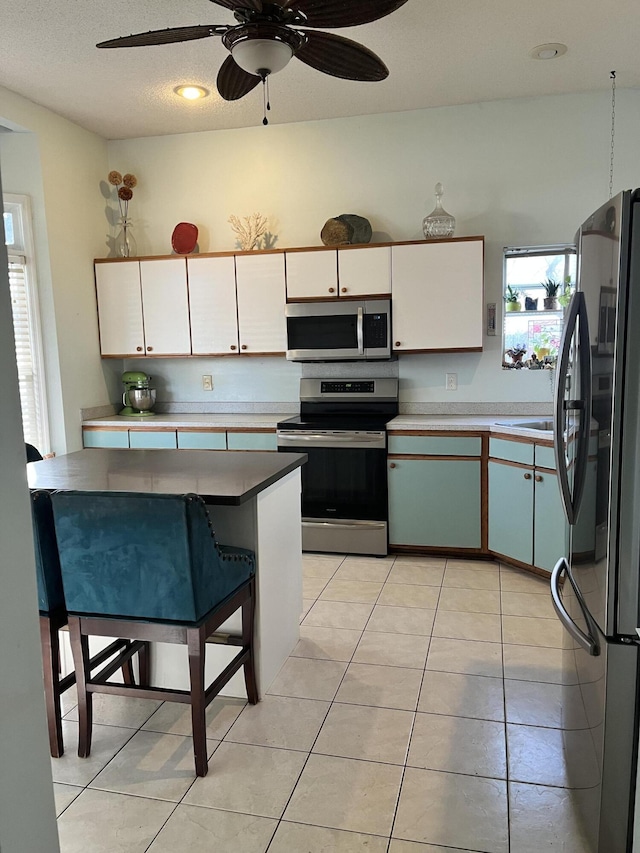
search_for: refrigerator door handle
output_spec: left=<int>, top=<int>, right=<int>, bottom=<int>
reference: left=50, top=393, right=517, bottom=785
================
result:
left=554, top=292, right=591, bottom=524
left=551, top=557, right=601, bottom=656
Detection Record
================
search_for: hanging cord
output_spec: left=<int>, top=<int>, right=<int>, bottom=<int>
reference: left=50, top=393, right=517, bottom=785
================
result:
left=609, top=71, right=616, bottom=199
left=260, top=71, right=271, bottom=126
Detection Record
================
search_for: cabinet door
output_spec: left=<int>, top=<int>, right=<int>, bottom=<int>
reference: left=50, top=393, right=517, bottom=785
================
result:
left=236, top=253, right=287, bottom=353
left=388, top=457, right=481, bottom=548
left=83, top=429, right=129, bottom=448
left=129, top=430, right=177, bottom=449
left=391, top=239, right=484, bottom=351
left=488, top=460, right=533, bottom=564
left=338, top=246, right=391, bottom=297
left=227, top=431, right=277, bottom=451
left=140, top=259, right=191, bottom=355
left=285, top=249, right=338, bottom=299
left=177, top=430, right=227, bottom=450
left=533, top=469, right=569, bottom=572
left=95, top=261, right=144, bottom=356
left=188, top=256, right=239, bottom=355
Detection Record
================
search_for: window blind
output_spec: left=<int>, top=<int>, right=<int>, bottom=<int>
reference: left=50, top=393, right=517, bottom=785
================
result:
left=8, top=254, right=43, bottom=449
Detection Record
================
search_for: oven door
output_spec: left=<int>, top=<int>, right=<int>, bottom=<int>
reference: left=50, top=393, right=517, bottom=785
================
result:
left=277, top=430, right=389, bottom=555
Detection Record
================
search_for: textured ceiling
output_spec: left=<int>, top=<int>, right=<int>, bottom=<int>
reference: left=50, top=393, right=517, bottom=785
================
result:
left=0, top=0, right=636, bottom=139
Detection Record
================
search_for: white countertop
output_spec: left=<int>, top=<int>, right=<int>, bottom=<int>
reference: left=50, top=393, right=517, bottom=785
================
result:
left=83, top=412, right=555, bottom=440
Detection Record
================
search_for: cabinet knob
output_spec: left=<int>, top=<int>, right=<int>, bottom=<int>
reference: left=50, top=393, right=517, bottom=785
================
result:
left=524, top=472, right=532, bottom=480
left=136, top=346, right=143, bottom=352
left=230, top=345, right=237, bottom=351
left=241, top=345, right=247, bottom=351
left=146, top=346, right=153, bottom=352
left=535, top=475, right=543, bottom=482
left=328, top=287, right=335, bottom=293
left=395, top=342, right=401, bottom=348
left=389, top=462, right=396, bottom=469
left=341, top=287, right=347, bottom=293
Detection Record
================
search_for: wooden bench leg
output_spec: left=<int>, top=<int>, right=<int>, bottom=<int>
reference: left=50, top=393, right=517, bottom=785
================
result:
left=137, top=641, right=150, bottom=687
left=188, top=626, right=208, bottom=777
left=40, top=615, right=64, bottom=758
left=68, top=616, right=93, bottom=758
left=242, top=578, right=259, bottom=705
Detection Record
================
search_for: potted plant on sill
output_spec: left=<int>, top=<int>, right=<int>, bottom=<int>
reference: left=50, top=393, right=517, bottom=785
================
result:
left=505, top=285, right=521, bottom=312
left=558, top=276, right=573, bottom=308
left=505, top=344, right=527, bottom=366
left=542, top=278, right=560, bottom=310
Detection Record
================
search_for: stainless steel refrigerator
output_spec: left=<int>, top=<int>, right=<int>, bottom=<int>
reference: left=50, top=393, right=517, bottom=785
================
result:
left=551, top=189, right=640, bottom=853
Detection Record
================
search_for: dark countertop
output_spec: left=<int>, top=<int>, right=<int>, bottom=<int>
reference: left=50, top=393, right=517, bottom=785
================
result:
left=27, top=448, right=307, bottom=506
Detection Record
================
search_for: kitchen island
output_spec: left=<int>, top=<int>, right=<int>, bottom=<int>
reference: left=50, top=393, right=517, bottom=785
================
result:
left=28, top=448, right=306, bottom=698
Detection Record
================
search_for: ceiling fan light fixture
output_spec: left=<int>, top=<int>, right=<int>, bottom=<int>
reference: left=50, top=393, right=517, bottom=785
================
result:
left=231, top=38, right=293, bottom=77
left=174, top=85, right=209, bottom=100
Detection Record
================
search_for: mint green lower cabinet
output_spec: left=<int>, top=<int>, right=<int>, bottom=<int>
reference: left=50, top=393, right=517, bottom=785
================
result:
left=534, top=469, right=570, bottom=571
left=177, top=431, right=227, bottom=450
left=227, top=432, right=277, bottom=451
left=488, top=461, right=533, bottom=564
left=388, top=458, right=481, bottom=548
left=83, top=429, right=129, bottom=448
left=129, top=430, right=177, bottom=449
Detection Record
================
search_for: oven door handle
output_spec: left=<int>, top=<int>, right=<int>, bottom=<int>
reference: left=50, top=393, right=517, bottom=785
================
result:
left=277, top=433, right=385, bottom=448
left=302, top=521, right=387, bottom=531
left=357, top=307, right=364, bottom=355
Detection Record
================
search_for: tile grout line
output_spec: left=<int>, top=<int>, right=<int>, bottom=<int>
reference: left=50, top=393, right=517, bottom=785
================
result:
left=500, top=562, right=513, bottom=853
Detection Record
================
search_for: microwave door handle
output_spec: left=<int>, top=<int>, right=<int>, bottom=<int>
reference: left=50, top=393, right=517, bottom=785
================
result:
left=357, top=307, right=364, bottom=355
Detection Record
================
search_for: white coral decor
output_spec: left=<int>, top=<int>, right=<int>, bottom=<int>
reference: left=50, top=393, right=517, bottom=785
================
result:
left=229, top=213, right=268, bottom=251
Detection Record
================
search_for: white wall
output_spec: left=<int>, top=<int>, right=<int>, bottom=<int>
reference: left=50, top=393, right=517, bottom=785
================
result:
left=0, top=86, right=113, bottom=452
left=0, top=168, right=59, bottom=852
left=109, top=89, right=640, bottom=406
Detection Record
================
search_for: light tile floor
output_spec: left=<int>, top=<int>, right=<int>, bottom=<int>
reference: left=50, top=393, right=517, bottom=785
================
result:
left=53, top=553, right=593, bottom=853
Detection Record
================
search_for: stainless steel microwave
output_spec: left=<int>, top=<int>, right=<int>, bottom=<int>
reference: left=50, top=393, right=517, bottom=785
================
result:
left=286, top=299, right=391, bottom=362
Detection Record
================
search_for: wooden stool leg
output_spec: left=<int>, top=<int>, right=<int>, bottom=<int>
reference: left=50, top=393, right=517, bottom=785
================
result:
left=137, top=641, right=150, bottom=687
left=242, top=578, right=259, bottom=705
left=187, top=626, right=208, bottom=777
left=68, top=616, right=93, bottom=758
left=40, top=615, right=64, bottom=758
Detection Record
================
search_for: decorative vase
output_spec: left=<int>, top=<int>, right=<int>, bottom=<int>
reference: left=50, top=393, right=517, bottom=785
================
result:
left=544, top=297, right=558, bottom=310
left=525, top=297, right=538, bottom=311
left=115, top=218, right=137, bottom=258
left=422, top=182, right=456, bottom=239
left=506, top=302, right=521, bottom=312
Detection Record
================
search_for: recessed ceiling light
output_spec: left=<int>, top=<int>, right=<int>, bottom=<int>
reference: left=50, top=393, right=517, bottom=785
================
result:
left=529, top=43, right=568, bottom=60
left=174, top=85, right=209, bottom=100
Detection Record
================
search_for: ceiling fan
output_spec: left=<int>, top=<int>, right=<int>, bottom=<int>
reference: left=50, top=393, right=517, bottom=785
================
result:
left=97, top=0, right=409, bottom=123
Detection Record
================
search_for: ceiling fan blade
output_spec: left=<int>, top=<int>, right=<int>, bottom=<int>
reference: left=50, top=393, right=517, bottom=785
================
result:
left=209, top=0, right=263, bottom=12
left=284, top=0, right=408, bottom=28
left=97, top=25, right=228, bottom=49
left=217, top=55, right=262, bottom=100
left=295, top=30, right=388, bottom=81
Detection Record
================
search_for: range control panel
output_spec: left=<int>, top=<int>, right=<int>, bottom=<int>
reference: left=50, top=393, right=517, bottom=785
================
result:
left=320, top=381, right=375, bottom=394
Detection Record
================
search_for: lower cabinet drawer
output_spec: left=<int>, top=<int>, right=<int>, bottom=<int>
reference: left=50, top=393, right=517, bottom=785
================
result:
left=129, top=431, right=177, bottom=449
left=83, top=429, right=129, bottom=449
left=227, top=432, right=277, bottom=451
left=177, top=431, right=227, bottom=450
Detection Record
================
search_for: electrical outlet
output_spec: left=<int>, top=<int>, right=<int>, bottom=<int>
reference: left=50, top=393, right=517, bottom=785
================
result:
left=202, top=374, right=213, bottom=391
left=446, top=372, right=458, bottom=391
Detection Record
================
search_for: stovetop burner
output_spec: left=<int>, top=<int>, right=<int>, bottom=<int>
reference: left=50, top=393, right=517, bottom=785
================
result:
left=277, top=414, right=393, bottom=432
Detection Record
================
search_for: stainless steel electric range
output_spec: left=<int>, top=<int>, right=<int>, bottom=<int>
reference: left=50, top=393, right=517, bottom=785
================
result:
left=276, top=378, right=399, bottom=556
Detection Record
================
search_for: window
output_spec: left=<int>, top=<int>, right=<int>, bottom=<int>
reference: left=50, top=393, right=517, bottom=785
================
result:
left=502, top=244, right=576, bottom=369
left=3, top=194, right=50, bottom=453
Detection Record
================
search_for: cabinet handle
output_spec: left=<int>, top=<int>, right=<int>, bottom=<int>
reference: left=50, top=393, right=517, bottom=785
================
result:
left=146, top=346, right=153, bottom=352
left=230, top=345, right=237, bottom=351
left=395, top=341, right=401, bottom=348
left=535, top=475, right=543, bottom=482
left=341, top=287, right=347, bottom=293
left=389, top=463, right=396, bottom=469
left=241, top=345, right=247, bottom=351
left=524, top=472, right=532, bottom=480
left=136, top=346, right=142, bottom=352
left=328, top=287, right=335, bottom=293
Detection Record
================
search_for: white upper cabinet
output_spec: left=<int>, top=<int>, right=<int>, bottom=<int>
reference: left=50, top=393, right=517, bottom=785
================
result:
left=391, top=238, right=484, bottom=352
left=285, top=248, right=338, bottom=300
left=95, top=261, right=145, bottom=356
left=139, top=258, right=191, bottom=355
left=187, top=256, right=239, bottom=355
left=235, top=253, right=287, bottom=354
left=338, top=246, right=391, bottom=297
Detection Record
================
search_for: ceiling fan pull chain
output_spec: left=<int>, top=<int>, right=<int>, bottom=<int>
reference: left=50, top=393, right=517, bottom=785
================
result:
left=266, top=76, right=271, bottom=112
left=262, top=77, right=269, bottom=125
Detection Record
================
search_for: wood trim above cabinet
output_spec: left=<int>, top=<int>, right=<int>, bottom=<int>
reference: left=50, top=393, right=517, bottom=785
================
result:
left=387, top=429, right=486, bottom=438
left=388, top=454, right=481, bottom=462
